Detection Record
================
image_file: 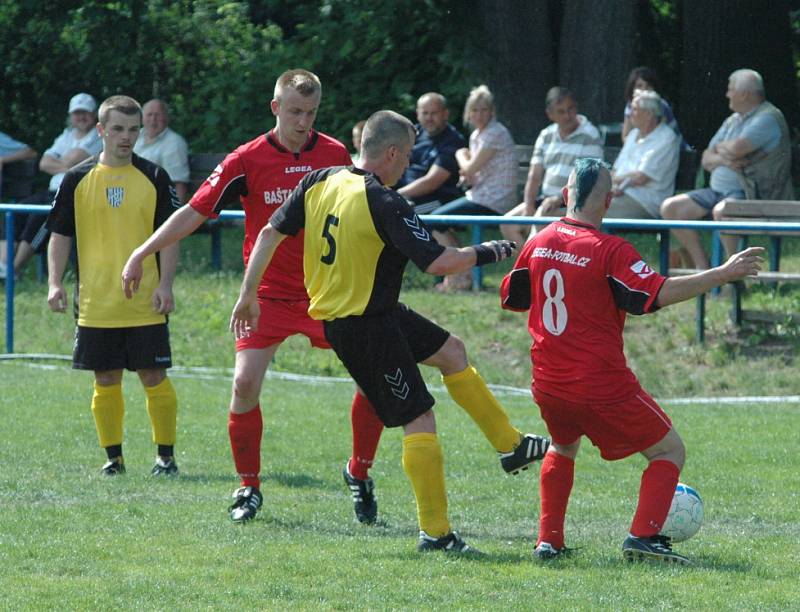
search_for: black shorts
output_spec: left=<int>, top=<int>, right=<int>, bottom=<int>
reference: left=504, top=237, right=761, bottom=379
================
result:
left=73, top=323, right=172, bottom=372
left=323, top=303, right=449, bottom=428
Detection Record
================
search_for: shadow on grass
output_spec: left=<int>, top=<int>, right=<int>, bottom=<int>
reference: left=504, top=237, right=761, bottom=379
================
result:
left=264, top=471, right=327, bottom=489
left=161, top=472, right=234, bottom=484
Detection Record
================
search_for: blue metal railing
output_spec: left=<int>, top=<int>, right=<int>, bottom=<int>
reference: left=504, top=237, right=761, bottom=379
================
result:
left=3, top=202, right=800, bottom=353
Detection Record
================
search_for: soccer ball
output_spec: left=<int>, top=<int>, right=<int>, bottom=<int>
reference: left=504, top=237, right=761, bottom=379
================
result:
left=660, top=482, right=704, bottom=543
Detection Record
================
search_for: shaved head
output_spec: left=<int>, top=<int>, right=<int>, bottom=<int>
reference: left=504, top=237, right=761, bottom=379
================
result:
left=566, top=157, right=612, bottom=213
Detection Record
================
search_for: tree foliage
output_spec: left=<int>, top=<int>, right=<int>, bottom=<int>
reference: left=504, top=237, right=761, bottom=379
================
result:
left=0, top=0, right=797, bottom=158
left=0, top=0, right=472, bottom=154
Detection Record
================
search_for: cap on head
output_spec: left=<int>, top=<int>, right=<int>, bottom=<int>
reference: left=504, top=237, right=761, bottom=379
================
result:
left=69, top=93, right=97, bottom=114
left=570, top=157, right=611, bottom=211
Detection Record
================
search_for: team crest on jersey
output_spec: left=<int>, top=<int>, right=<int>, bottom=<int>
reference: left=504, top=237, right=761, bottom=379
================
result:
left=630, top=260, right=654, bottom=279
left=106, top=187, right=124, bottom=208
left=403, top=214, right=430, bottom=241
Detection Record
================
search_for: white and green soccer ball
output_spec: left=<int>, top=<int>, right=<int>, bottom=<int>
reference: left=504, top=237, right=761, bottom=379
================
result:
left=660, top=482, right=704, bottom=543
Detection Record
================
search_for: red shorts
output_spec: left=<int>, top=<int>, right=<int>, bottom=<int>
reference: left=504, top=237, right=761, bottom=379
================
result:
left=235, top=298, right=330, bottom=352
left=533, top=386, right=672, bottom=460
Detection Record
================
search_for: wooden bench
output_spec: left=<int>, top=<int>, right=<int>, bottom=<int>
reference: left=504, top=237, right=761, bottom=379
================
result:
left=714, top=199, right=800, bottom=271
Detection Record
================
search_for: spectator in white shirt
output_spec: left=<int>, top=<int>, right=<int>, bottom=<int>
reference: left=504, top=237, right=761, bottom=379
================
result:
left=134, top=99, right=190, bottom=203
left=608, top=91, right=679, bottom=219
left=13, top=93, right=102, bottom=277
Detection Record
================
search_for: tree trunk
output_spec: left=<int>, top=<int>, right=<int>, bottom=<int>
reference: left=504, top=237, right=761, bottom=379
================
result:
left=558, top=0, right=637, bottom=129
left=680, top=0, right=799, bottom=150
left=467, top=0, right=556, bottom=144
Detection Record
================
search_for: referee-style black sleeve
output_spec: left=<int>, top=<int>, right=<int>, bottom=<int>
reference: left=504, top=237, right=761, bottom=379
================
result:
left=373, top=192, right=445, bottom=271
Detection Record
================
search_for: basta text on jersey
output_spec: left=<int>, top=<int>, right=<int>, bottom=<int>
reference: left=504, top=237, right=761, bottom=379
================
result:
left=263, top=165, right=314, bottom=205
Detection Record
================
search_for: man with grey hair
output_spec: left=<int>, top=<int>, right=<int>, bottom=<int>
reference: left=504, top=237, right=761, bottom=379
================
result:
left=607, top=90, right=679, bottom=219
left=501, top=156, right=764, bottom=565
left=230, top=109, right=544, bottom=554
left=396, top=92, right=466, bottom=211
left=134, top=99, right=190, bottom=203
left=661, top=68, right=793, bottom=268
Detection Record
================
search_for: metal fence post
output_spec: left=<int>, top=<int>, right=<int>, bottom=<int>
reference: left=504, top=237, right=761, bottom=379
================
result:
left=5, top=211, right=15, bottom=353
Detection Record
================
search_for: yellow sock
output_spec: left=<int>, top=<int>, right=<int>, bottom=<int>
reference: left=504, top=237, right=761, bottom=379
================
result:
left=92, top=382, right=124, bottom=448
left=145, top=377, right=177, bottom=446
left=402, top=432, right=450, bottom=537
left=442, top=365, right=521, bottom=453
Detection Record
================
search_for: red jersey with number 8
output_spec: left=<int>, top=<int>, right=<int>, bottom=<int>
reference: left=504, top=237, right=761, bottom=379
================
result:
left=500, top=217, right=666, bottom=403
left=189, top=129, right=352, bottom=300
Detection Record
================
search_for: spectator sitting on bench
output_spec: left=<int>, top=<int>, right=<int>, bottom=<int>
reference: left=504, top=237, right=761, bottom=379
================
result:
left=502, top=87, right=603, bottom=244
left=621, top=66, right=688, bottom=150
left=0, top=130, right=37, bottom=279
left=661, top=69, right=793, bottom=268
left=396, top=92, right=465, bottom=212
left=607, top=91, right=679, bottom=220
left=13, top=93, right=103, bottom=278
left=430, top=85, right=517, bottom=292
left=134, top=99, right=190, bottom=203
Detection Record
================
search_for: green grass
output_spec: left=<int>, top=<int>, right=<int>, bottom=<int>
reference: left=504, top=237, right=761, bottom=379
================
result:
left=1, top=363, right=798, bottom=609
left=1, top=226, right=800, bottom=608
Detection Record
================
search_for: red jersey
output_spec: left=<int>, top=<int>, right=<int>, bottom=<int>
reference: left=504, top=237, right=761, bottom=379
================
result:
left=500, top=217, right=667, bottom=403
left=190, top=129, right=352, bottom=300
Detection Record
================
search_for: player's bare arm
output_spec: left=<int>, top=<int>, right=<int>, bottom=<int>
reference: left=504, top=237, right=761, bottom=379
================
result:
left=47, top=232, right=73, bottom=313
left=122, top=204, right=207, bottom=298
left=426, top=240, right=516, bottom=276
left=655, top=246, right=764, bottom=308
left=229, top=222, right=288, bottom=339
left=151, top=242, right=180, bottom=315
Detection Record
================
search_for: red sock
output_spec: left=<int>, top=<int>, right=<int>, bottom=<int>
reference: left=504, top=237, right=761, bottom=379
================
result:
left=347, top=392, right=383, bottom=480
left=228, top=406, right=263, bottom=488
left=537, top=452, right=574, bottom=549
left=630, top=459, right=680, bottom=537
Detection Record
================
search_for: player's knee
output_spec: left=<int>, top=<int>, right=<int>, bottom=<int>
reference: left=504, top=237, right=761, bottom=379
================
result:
left=439, top=334, right=468, bottom=371
left=233, top=370, right=261, bottom=400
left=670, top=435, right=686, bottom=470
left=95, top=370, right=123, bottom=386
left=652, top=429, right=686, bottom=470
left=138, top=368, right=166, bottom=387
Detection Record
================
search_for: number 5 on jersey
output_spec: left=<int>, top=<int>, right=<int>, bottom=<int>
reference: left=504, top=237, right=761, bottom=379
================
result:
left=321, top=214, right=339, bottom=264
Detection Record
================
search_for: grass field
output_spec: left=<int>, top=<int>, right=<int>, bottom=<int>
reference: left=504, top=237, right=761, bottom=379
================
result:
left=1, top=226, right=799, bottom=609
left=1, top=362, right=798, bottom=609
